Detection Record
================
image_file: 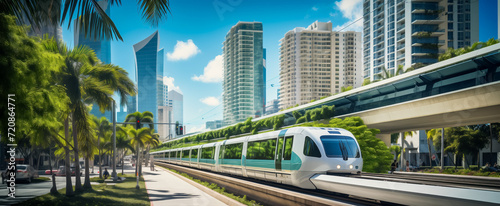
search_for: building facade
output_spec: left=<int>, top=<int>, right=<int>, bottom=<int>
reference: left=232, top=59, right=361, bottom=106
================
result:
left=133, top=31, right=160, bottom=131
left=223, top=22, right=266, bottom=126
left=265, top=99, right=280, bottom=116
left=206, top=120, right=223, bottom=130
left=363, top=0, right=479, bottom=81
left=168, top=90, right=183, bottom=138
left=278, top=21, right=362, bottom=110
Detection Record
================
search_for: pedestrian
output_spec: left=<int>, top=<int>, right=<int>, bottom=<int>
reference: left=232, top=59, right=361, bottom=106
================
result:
left=103, top=168, right=109, bottom=179
left=406, top=160, right=410, bottom=172
left=1, top=171, right=5, bottom=184
left=390, top=160, right=397, bottom=174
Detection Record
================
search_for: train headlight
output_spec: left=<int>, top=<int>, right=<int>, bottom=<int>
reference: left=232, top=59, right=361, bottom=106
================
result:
left=349, top=165, right=353, bottom=169
left=337, top=165, right=341, bottom=169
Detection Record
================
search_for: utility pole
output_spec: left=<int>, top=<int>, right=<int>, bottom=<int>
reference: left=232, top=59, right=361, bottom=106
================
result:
left=112, top=100, right=117, bottom=181
left=441, top=128, right=444, bottom=169
left=400, top=132, right=404, bottom=171
left=490, top=123, right=494, bottom=164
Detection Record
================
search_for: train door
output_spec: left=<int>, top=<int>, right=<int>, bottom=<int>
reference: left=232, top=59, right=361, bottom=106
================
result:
left=281, top=136, right=294, bottom=171
left=275, top=130, right=288, bottom=171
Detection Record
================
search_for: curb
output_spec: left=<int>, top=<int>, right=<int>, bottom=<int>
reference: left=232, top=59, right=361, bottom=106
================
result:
left=157, top=167, right=245, bottom=206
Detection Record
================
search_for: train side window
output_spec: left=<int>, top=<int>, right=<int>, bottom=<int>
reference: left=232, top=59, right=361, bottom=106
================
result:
left=284, top=136, right=294, bottom=160
left=202, top=147, right=214, bottom=159
left=182, top=150, right=190, bottom=158
left=247, top=139, right=276, bottom=160
left=224, top=143, right=243, bottom=159
left=191, top=149, right=198, bottom=159
left=304, top=136, right=321, bottom=158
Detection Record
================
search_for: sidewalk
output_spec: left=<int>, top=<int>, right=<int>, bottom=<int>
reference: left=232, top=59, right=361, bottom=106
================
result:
left=143, top=166, right=228, bottom=206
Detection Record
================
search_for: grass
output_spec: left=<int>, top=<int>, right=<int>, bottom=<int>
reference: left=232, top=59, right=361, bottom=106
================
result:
left=159, top=166, right=261, bottom=206
left=32, top=177, right=51, bottom=183
left=17, top=174, right=149, bottom=206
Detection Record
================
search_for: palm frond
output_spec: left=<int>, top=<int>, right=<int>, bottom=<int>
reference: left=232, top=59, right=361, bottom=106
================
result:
left=63, top=0, right=123, bottom=41
left=137, top=0, right=171, bottom=26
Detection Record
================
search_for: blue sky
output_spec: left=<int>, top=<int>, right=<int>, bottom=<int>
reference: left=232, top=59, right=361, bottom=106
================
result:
left=61, top=0, right=498, bottom=133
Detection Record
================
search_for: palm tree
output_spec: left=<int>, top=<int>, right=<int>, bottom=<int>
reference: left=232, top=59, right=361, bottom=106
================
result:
left=92, top=116, right=111, bottom=179
left=426, top=129, right=441, bottom=167
left=42, top=38, right=136, bottom=192
left=1, top=0, right=171, bottom=41
left=116, top=126, right=134, bottom=175
left=125, top=111, right=154, bottom=175
left=128, top=127, right=152, bottom=189
left=144, top=130, right=160, bottom=167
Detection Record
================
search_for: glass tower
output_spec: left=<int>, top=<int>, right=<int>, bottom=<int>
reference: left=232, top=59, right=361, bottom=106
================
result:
left=223, top=22, right=265, bottom=126
left=74, top=0, right=112, bottom=121
left=133, top=31, right=159, bottom=130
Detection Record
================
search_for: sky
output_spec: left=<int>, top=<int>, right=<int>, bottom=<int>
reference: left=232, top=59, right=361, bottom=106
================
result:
left=61, top=0, right=499, bottom=134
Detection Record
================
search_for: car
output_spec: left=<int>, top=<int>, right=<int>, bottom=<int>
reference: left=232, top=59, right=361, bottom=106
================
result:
left=56, top=166, right=83, bottom=176
left=15, top=165, right=38, bottom=183
left=44, top=169, right=58, bottom=175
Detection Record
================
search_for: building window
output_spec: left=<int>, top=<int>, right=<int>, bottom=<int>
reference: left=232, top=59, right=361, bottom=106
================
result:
left=448, top=31, right=453, bottom=40
left=448, top=22, right=453, bottom=30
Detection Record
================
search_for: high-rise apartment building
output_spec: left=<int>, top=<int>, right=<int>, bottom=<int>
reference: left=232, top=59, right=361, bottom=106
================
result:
left=74, top=0, right=112, bottom=121
left=363, top=0, right=478, bottom=81
left=279, top=21, right=362, bottom=110
left=223, top=22, right=266, bottom=126
left=133, top=31, right=160, bottom=131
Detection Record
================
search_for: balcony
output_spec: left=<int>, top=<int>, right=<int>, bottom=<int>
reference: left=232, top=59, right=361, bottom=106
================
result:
left=397, top=44, right=405, bottom=51
left=397, top=24, right=405, bottom=31
left=411, top=38, right=445, bottom=45
left=397, top=14, right=405, bottom=22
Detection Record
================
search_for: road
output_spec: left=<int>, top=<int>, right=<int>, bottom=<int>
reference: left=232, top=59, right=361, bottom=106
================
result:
left=0, top=168, right=110, bottom=205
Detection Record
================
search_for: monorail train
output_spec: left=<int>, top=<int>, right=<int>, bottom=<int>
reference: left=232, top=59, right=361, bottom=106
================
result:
left=151, top=127, right=362, bottom=189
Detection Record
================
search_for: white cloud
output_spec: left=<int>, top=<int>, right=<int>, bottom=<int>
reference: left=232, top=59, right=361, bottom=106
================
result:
left=163, top=76, right=182, bottom=94
left=333, top=0, right=363, bottom=32
left=192, top=55, right=223, bottom=83
left=200, top=96, right=220, bottom=106
left=166, top=39, right=201, bottom=61
left=312, top=6, right=318, bottom=11
left=329, top=12, right=336, bottom=17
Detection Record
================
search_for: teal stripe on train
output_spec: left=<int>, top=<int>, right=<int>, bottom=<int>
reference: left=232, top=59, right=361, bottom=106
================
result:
left=220, top=159, right=242, bottom=166
left=244, top=152, right=302, bottom=170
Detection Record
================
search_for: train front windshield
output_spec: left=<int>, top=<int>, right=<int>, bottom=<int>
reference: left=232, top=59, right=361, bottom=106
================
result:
left=320, top=136, right=360, bottom=158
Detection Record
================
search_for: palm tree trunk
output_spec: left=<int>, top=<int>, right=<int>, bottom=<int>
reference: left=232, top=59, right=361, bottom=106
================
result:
left=121, top=149, right=125, bottom=175
left=64, top=118, right=73, bottom=196
left=428, top=138, right=432, bottom=167
left=72, top=117, right=83, bottom=192
left=139, top=149, right=143, bottom=176
left=136, top=145, right=139, bottom=177
left=83, top=156, right=91, bottom=189
left=145, top=145, right=149, bottom=167
left=98, top=136, right=102, bottom=179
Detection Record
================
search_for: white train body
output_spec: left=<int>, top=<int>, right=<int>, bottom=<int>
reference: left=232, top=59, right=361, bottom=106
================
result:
left=151, top=127, right=363, bottom=189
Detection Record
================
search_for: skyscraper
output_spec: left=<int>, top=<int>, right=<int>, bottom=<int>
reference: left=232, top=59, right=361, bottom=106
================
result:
left=74, top=0, right=112, bottom=121
left=363, top=0, right=479, bottom=81
left=223, top=22, right=266, bottom=126
left=279, top=21, right=362, bottom=110
left=133, top=31, right=159, bottom=130
left=168, top=90, right=183, bottom=137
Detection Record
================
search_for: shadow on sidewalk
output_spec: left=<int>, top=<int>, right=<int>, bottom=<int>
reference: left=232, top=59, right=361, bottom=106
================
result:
left=147, top=192, right=199, bottom=201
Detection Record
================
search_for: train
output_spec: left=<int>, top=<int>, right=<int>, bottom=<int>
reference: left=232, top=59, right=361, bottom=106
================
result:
left=151, top=127, right=363, bottom=189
